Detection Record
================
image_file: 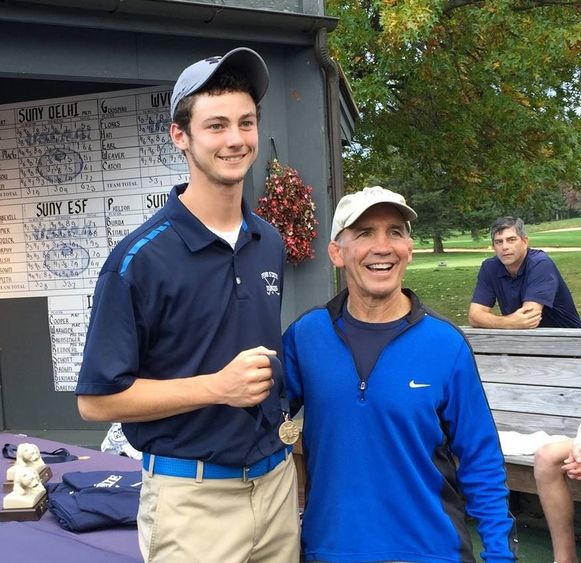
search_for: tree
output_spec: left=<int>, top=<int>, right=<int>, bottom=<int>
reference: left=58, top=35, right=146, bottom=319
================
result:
left=327, top=0, right=581, bottom=252
left=562, top=183, right=581, bottom=216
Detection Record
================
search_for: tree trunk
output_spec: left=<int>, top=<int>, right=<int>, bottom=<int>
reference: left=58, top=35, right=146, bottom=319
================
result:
left=432, top=234, right=445, bottom=254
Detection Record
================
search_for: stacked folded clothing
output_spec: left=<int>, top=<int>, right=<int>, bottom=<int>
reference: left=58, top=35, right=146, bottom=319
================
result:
left=498, top=430, right=570, bottom=456
left=47, top=470, right=142, bottom=532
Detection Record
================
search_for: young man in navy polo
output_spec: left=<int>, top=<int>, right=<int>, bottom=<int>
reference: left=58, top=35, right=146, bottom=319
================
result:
left=469, top=216, right=581, bottom=329
left=76, top=49, right=299, bottom=562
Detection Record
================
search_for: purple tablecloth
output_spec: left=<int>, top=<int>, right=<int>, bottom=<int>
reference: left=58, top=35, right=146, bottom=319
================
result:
left=0, top=433, right=142, bottom=562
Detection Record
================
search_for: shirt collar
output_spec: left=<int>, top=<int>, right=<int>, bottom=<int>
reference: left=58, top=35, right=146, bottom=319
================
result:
left=165, top=184, right=262, bottom=252
left=326, top=287, right=426, bottom=326
left=496, top=249, right=529, bottom=279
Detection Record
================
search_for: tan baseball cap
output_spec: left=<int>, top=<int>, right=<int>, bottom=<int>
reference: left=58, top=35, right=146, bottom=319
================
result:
left=331, top=186, right=417, bottom=240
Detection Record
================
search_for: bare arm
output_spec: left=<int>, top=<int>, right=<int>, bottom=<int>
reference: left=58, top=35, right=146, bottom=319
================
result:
left=468, top=301, right=543, bottom=329
left=77, top=346, right=276, bottom=423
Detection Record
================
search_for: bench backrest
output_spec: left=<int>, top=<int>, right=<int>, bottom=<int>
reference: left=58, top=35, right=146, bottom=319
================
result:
left=462, top=327, right=581, bottom=438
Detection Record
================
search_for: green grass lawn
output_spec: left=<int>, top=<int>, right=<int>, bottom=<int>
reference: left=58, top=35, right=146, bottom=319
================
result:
left=468, top=515, right=581, bottom=563
left=527, top=230, right=581, bottom=248
left=414, top=219, right=581, bottom=250
left=526, top=217, right=581, bottom=232
left=404, top=250, right=581, bottom=326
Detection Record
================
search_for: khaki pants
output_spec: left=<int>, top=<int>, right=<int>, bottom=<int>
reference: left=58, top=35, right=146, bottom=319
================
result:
left=138, top=454, right=300, bottom=563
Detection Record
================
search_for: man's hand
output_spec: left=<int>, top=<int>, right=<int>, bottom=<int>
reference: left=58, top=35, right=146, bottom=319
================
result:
left=506, top=305, right=542, bottom=329
left=562, top=441, right=581, bottom=480
left=212, top=346, right=276, bottom=408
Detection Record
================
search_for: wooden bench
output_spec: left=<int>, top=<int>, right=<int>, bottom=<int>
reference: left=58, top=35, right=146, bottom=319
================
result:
left=462, top=327, right=581, bottom=501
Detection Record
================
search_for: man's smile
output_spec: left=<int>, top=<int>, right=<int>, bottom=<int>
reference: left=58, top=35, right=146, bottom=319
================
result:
left=218, top=153, right=247, bottom=162
left=366, top=263, right=395, bottom=271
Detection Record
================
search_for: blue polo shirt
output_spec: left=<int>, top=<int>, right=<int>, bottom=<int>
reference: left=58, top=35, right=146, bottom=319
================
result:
left=472, top=248, right=581, bottom=328
left=76, top=184, right=287, bottom=465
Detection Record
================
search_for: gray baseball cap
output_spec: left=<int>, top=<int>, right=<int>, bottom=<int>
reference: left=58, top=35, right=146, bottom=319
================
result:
left=170, top=47, right=269, bottom=119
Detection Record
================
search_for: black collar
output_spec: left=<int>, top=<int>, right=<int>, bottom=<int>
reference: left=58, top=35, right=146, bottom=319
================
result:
left=326, top=287, right=427, bottom=326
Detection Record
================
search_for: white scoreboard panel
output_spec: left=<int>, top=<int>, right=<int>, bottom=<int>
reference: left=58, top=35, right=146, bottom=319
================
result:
left=0, top=86, right=188, bottom=390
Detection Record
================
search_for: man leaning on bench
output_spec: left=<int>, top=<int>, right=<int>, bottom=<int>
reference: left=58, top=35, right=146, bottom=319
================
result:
left=468, top=216, right=581, bottom=563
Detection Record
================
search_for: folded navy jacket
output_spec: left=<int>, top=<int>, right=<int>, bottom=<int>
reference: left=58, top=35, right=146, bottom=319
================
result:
left=47, top=470, right=142, bottom=533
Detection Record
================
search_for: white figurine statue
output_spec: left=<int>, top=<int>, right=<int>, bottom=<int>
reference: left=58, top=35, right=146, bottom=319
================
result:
left=3, top=466, right=46, bottom=509
left=5, top=443, right=47, bottom=481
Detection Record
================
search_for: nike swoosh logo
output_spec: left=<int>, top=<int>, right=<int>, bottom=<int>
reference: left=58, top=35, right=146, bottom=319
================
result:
left=409, top=380, right=431, bottom=388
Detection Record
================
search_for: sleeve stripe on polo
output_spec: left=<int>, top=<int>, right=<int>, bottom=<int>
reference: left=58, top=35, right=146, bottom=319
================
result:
left=119, top=221, right=171, bottom=276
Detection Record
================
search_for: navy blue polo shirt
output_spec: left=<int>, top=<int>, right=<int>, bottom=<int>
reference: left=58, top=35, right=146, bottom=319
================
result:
left=472, top=248, right=581, bottom=328
left=76, top=184, right=288, bottom=465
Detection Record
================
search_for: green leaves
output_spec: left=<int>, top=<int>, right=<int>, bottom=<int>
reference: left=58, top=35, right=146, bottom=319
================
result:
left=327, top=0, right=580, bottom=243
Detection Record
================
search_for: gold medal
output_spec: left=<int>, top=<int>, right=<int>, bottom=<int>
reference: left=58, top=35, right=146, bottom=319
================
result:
left=278, top=417, right=300, bottom=445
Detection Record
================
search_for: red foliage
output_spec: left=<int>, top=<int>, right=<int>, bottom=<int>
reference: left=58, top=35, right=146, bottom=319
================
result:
left=255, top=159, right=318, bottom=264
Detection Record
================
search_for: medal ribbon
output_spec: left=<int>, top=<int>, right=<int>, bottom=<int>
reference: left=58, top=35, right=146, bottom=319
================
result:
left=244, top=354, right=289, bottom=431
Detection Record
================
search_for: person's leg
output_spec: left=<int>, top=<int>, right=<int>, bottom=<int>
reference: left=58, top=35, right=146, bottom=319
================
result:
left=534, top=440, right=578, bottom=563
left=249, top=454, right=300, bottom=563
left=138, top=469, right=256, bottom=563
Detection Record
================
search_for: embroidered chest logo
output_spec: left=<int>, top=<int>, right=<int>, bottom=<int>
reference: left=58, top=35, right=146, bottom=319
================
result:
left=94, top=474, right=124, bottom=488
left=409, top=380, right=431, bottom=389
left=261, top=271, right=280, bottom=296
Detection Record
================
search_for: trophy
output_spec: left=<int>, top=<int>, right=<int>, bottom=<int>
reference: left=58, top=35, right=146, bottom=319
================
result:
left=4, top=443, right=52, bottom=492
left=0, top=466, right=48, bottom=521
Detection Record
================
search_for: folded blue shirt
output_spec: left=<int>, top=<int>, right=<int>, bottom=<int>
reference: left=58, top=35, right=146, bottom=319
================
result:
left=48, top=471, right=142, bottom=533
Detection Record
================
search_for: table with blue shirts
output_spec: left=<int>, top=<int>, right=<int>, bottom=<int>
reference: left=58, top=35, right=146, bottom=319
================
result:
left=0, top=433, right=142, bottom=563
